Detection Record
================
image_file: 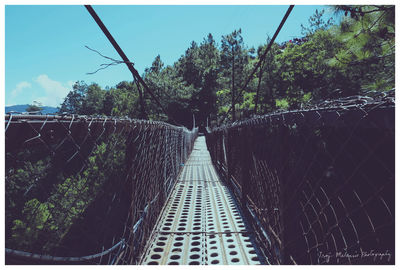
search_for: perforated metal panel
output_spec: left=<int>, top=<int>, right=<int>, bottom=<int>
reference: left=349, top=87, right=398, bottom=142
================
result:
left=140, top=136, right=263, bottom=265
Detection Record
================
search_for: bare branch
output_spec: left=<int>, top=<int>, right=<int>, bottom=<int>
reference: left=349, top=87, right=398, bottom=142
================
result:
left=86, top=63, right=119, bottom=75
left=85, top=45, right=135, bottom=75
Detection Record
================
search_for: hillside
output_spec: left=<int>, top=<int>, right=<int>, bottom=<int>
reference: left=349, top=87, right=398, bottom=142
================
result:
left=5, top=104, right=59, bottom=114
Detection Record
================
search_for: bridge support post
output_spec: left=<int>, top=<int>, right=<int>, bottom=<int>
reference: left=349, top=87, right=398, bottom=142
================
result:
left=163, top=127, right=168, bottom=198
left=223, top=130, right=230, bottom=184
left=240, top=126, right=251, bottom=217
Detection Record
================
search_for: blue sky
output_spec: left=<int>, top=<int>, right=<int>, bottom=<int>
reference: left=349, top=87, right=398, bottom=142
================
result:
left=5, top=5, right=340, bottom=107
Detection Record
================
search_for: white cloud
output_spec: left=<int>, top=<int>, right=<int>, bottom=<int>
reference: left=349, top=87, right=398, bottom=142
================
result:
left=10, top=81, right=32, bottom=98
left=34, top=74, right=72, bottom=107
left=7, top=75, right=73, bottom=107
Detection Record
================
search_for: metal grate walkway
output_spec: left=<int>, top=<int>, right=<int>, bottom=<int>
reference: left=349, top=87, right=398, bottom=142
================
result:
left=140, top=136, right=263, bottom=265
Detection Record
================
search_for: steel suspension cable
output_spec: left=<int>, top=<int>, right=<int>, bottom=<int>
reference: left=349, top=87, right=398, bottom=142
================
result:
left=218, top=5, right=294, bottom=125
left=85, top=5, right=178, bottom=125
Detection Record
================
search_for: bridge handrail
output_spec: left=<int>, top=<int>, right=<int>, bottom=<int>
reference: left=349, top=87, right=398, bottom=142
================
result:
left=5, top=115, right=198, bottom=264
left=205, top=91, right=394, bottom=265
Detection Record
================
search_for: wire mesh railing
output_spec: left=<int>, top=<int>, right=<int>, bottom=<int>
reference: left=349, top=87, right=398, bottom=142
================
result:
left=205, top=90, right=395, bottom=265
left=5, top=114, right=198, bottom=264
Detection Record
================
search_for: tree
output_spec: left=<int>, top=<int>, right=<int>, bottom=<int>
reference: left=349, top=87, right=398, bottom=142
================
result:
left=144, top=55, right=197, bottom=126
left=185, top=34, right=220, bottom=127
left=7, top=134, right=126, bottom=253
left=59, top=81, right=87, bottom=114
left=81, top=83, right=105, bottom=115
left=108, top=81, right=140, bottom=118
left=301, top=9, right=334, bottom=36
left=149, top=55, right=164, bottom=74
left=253, top=39, right=282, bottom=114
left=277, top=29, right=345, bottom=106
left=220, top=29, right=249, bottom=122
left=175, top=34, right=221, bottom=127
left=144, top=55, right=171, bottom=121
left=179, top=41, right=202, bottom=89
left=57, top=6, right=393, bottom=123
left=328, top=5, right=395, bottom=92
left=26, top=101, right=43, bottom=113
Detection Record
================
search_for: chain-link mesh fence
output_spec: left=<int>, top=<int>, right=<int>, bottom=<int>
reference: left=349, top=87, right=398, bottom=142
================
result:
left=206, top=91, right=395, bottom=265
left=5, top=114, right=198, bottom=264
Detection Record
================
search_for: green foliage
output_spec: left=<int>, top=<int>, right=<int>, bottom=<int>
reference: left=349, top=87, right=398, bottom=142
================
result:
left=59, top=81, right=87, bottom=114
left=240, top=92, right=256, bottom=111
left=6, top=134, right=126, bottom=253
left=10, top=199, right=51, bottom=249
left=81, top=83, right=105, bottom=115
left=275, top=99, right=289, bottom=110
left=55, top=6, right=393, bottom=125
left=216, top=88, right=230, bottom=114
left=301, top=9, right=334, bottom=36
left=219, top=29, right=251, bottom=121
left=109, top=82, right=140, bottom=118
left=6, top=5, right=395, bottom=254
left=328, top=6, right=394, bottom=92
left=5, top=158, right=48, bottom=235
left=302, top=92, right=312, bottom=103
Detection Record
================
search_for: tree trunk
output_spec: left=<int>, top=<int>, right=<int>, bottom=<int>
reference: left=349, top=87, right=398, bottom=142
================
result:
left=254, top=60, right=265, bottom=115
left=231, top=47, right=236, bottom=122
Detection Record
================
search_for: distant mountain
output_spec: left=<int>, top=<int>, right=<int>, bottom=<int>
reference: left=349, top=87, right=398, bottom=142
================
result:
left=5, top=104, right=59, bottom=114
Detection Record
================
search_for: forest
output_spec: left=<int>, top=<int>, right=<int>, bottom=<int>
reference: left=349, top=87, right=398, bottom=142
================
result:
left=5, top=5, right=395, bottom=258
left=58, top=5, right=395, bottom=128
